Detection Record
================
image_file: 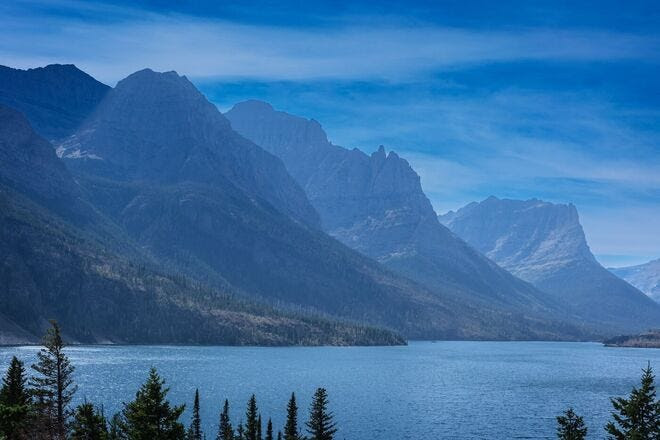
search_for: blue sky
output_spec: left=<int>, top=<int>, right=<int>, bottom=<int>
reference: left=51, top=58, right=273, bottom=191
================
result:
left=1, top=0, right=659, bottom=267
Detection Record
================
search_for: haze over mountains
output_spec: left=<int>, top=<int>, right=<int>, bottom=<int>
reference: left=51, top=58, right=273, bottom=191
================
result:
left=610, top=259, right=660, bottom=303
left=0, top=103, right=401, bottom=346
left=440, top=197, right=660, bottom=331
left=0, top=64, right=110, bottom=140
left=225, top=101, right=556, bottom=313
left=0, top=63, right=657, bottom=344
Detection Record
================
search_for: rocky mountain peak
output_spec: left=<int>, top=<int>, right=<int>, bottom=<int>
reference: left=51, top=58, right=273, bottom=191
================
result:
left=611, top=258, right=660, bottom=303
left=58, top=70, right=321, bottom=227
left=440, top=196, right=660, bottom=330
left=440, top=197, right=595, bottom=280
left=0, top=64, right=110, bottom=139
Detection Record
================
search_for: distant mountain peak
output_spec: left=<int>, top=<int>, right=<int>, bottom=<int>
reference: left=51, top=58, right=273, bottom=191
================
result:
left=0, top=64, right=110, bottom=139
left=58, top=68, right=321, bottom=227
left=611, top=258, right=660, bottom=303
left=440, top=197, right=594, bottom=276
left=225, top=100, right=581, bottom=328
left=440, top=196, right=660, bottom=330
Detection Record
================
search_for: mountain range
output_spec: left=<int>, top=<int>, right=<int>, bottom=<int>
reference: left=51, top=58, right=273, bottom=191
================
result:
left=439, top=197, right=660, bottom=332
left=0, top=103, right=402, bottom=346
left=0, top=63, right=656, bottom=344
left=610, top=259, right=660, bottom=303
left=225, top=101, right=558, bottom=314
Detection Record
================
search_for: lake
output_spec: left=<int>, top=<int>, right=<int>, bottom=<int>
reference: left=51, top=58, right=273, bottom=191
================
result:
left=1, top=341, right=659, bottom=439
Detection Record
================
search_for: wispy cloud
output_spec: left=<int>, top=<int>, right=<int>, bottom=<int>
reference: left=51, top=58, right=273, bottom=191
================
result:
left=1, top=0, right=659, bottom=84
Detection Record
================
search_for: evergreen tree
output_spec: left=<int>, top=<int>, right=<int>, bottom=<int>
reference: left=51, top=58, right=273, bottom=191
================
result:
left=257, top=415, right=262, bottom=440
left=30, top=320, right=78, bottom=440
left=556, top=408, right=587, bottom=440
left=265, top=419, right=273, bottom=440
left=217, top=399, right=233, bottom=440
left=187, top=389, right=202, bottom=440
left=244, top=395, right=259, bottom=440
left=71, top=402, right=108, bottom=440
left=283, top=393, right=299, bottom=440
left=236, top=424, right=245, bottom=440
left=276, top=431, right=282, bottom=440
left=305, top=388, right=336, bottom=440
left=606, top=363, right=660, bottom=439
left=108, top=414, right=126, bottom=440
left=0, top=356, right=31, bottom=439
left=119, top=368, right=185, bottom=439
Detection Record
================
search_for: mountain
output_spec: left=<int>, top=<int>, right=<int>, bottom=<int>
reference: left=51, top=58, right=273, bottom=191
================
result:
left=0, top=104, right=403, bottom=346
left=610, top=259, right=660, bottom=303
left=56, top=69, right=319, bottom=228
left=439, top=197, right=660, bottom=332
left=0, top=64, right=110, bottom=140
left=52, top=70, right=588, bottom=340
left=224, top=101, right=564, bottom=315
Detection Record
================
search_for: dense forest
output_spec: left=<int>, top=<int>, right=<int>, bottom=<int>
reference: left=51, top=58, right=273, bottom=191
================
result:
left=1, top=322, right=659, bottom=439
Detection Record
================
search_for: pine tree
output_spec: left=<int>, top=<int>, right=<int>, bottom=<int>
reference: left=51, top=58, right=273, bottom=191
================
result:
left=30, top=320, right=78, bottom=440
left=0, top=356, right=32, bottom=439
left=217, top=399, right=233, bottom=440
left=245, top=395, right=259, bottom=440
left=606, top=363, right=660, bottom=439
left=265, top=419, right=273, bottom=440
left=276, top=431, right=282, bottom=440
left=556, top=408, right=587, bottom=440
left=257, top=415, right=262, bottom=440
left=108, top=414, right=126, bottom=440
left=119, top=368, right=185, bottom=439
left=306, top=388, right=336, bottom=440
left=187, top=389, right=202, bottom=440
left=71, top=402, right=108, bottom=440
left=283, top=393, right=299, bottom=440
left=236, top=424, right=245, bottom=440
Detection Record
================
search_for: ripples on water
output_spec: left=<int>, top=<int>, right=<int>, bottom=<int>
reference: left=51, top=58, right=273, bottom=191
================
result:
left=1, top=341, right=658, bottom=439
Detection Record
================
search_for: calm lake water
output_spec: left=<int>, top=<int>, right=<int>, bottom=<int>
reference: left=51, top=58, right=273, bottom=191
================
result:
left=1, top=341, right=659, bottom=439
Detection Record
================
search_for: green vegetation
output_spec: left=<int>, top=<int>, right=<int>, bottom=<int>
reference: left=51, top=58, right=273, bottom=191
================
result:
left=556, top=364, right=660, bottom=439
left=605, top=363, right=660, bottom=439
left=556, top=408, right=587, bottom=439
left=0, top=185, right=405, bottom=347
left=6, top=322, right=660, bottom=439
left=0, top=322, right=339, bottom=439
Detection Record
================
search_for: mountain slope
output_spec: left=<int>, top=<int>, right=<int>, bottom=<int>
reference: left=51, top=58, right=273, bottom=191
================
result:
left=52, top=71, right=589, bottom=340
left=0, top=104, right=402, bottom=346
left=610, top=259, right=660, bottom=303
left=225, top=101, right=562, bottom=315
left=440, top=197, right=660, bottom=332
left=0, top=64, right=110, bottom=140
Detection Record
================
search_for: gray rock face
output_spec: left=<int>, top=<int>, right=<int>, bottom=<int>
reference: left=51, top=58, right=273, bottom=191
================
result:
left=0, top=105, right=78, bottom=203
left=611, top=259, right=660, bottom=303
left=440, top=197, right=660, bottom=331
left=225, top=101, right=561, bottom=314
left=0, top=103, right=404, bottom=346
left=52, top=70, right=537, bottom=340
left=58, top=70, right=320, bottom=228
left=0, top=66, right=593, bottom=341
left=0, top=64, right=110, bottom=140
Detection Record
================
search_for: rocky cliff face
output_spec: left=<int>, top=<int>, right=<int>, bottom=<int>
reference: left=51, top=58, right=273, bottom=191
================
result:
left=0, top=64, right=110, bottom=140
left=611, top=259, right=660, bottom=303
left=0, top=66, right=597, bottom=341
left=57, top=69, right=320, bottom=228
left=50, top=69, right=564, bottom=340
left=0, top=105, right=404, bottom=346
left=440, top=197, right=660, bottom=331
left=225, top=101, right=563, bottom=315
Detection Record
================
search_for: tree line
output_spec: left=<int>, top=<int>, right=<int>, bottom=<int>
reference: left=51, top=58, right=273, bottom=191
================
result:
left=0, top=321, right=337, bottom=440
left=3, top=321, right=660, bottom=439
